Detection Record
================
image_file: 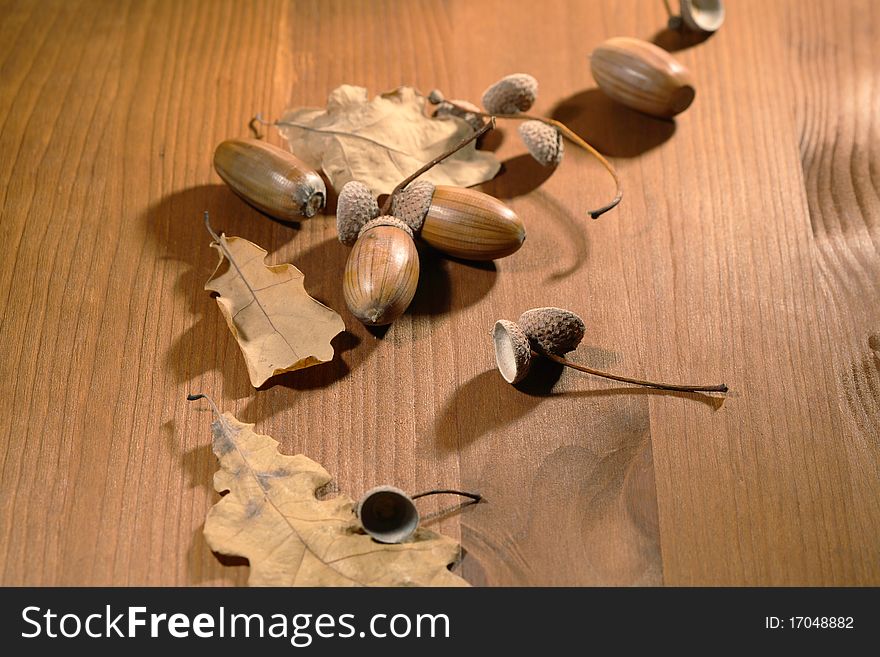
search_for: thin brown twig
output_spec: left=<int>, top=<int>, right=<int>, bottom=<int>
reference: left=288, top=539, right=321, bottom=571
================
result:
left=537, top=350, right=728, bottom=393
left=379, top=117, right=496, bottom=216
left=443, top=101, right=622, bottom=219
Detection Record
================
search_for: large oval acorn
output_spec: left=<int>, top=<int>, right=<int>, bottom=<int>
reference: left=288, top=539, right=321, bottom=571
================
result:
left=392, top=181, right=525, bottom=261
left=590, top=37, right=695, bottom=118
left=213, top=138, right=326, bottom=220
left=343, top=217, right=419, bottom=326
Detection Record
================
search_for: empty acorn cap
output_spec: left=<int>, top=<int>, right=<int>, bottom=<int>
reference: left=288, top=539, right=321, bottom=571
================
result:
left=390, top=180, right=435, bottom=233
left=517, top=307, right=585, bottom=355
left=680, top=0, right=724, bottom=32
left=337, top=180, right=380, bottom=245
left=518, top=120, right=564, bottom=167
left=481, top=74, right=538, bottom=115
left=358, top=215, right=414, bottom=239
left=356, top=486, right=419, bottom=544
left=493, top=319, right=532, bottom=384
left=434, top=99, right=486, bottom=132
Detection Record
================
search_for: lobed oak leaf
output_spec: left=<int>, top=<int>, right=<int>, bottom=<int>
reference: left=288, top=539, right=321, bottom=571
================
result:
left=202, top=408, right=468, bottom=587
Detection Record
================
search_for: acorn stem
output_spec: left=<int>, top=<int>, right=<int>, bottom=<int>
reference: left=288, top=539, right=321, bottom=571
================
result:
left=442, top=101, right=622, bottom=219
left=380, top=117, right=496, bottom=216
left=186, top=392, right=222, bottom=417
left=411, top=489, right=483, bottom=504
left=537, top=351, right=728, bottom=393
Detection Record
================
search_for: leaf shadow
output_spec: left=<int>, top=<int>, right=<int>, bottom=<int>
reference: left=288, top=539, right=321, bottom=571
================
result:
left=550, top=88, right=676, bottom=158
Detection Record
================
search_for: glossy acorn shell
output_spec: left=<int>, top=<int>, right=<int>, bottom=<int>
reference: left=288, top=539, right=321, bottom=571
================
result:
left=343, top=224, right=420, bottom=326
left=590, top=37, right=695, bottom=118
left=421, top=186, right=525, bottom=261
left=213, top=138, right=326, bottom=220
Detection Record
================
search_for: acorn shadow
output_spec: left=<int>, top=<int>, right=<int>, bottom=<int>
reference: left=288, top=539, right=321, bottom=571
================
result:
left=651, top=26, right=713, bottom=53
left=550, top=89, right=676, bottom=158
left=479, top=153, right=557, bottom=200
left=408, top=246, right=498, bottom=317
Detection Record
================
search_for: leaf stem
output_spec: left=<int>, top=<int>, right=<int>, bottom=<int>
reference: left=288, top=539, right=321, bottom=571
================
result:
left=442, top=101, right=622, bottom=219
left=411, top=489, right=483, bottom=504
left=380, top=117, right=496, bottom=216
left=186, top=393, right=222, bottom=417
left=536, top=351, right=728, bottom=393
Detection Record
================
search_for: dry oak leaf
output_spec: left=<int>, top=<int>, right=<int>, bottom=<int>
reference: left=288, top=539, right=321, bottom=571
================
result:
left=205, top=224, right=344, bottom=387
left=203, top=409, right=469, bottom=587
left=277, top=85, right=501, bottom=195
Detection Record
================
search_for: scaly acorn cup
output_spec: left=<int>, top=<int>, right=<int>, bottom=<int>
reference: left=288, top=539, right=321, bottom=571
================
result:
left=337, top=180, right=380, bottom=246
left=518, top=121, right=564, bottom=167
left=481, top=74, right=538, bottom=115
left=343, top=217, right=419, bottom=326
left=213, top=138, right=326, bottom=220
left=392, top=181, right=525, bottom=261
left=590, top=37, right=695, bottom=118
left=493, top=307, right=728, bottom=393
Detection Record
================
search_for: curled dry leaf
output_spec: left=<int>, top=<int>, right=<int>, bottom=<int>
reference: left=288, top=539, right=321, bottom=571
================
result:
left=277, top=85, right=501, bottom=195
left=202, top=407, right=468, bottom=587
left=204, top=219, right=344, bottom=387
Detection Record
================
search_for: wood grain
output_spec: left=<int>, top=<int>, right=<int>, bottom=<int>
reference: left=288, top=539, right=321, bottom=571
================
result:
left=0, top=0, right=877, bottom=586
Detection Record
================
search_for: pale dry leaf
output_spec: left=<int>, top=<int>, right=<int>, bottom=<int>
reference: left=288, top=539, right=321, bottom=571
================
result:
left=277, top=85, right=501, bottom=195
left=203, top=410, right=468, bottom=587
left=205, top=233, right=344, bottom=387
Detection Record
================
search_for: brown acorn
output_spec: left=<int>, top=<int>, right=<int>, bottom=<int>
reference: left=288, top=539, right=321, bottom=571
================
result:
left=343, top=217, right=419, bottom=326
left=213, top=138, right=326, bottom=220
left=392, top=181, right=525, bottom=261
left=590, top=37, right=695, bottom=118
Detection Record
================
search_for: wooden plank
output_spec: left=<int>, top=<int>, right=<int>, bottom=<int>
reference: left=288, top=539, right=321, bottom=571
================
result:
left=0, top=0, right=876, bottom=586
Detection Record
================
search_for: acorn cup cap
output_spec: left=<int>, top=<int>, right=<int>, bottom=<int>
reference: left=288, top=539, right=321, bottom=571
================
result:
left=356, top=486, right=420, bottom=544
left=680, top=0, right=725, bottom=32
left=337, top=180, right=380, bottom=245
left=517, top=307, right=586, bottom=355
left=481, top=74, right=538, bottom=115
left=518, top=120, right=564, bottom=166
left=493, top=319, right=533, bottom=384
left=390, top=180, right=435, bottom=234
left=358, top=216, right=414, bottom=240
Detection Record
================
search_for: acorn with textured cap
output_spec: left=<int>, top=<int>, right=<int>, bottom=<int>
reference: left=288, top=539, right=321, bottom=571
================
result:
left=392, top=181, right=525, bottom=261
left=481, top=74, right=538, bottom=115
left=343, top=216, right=419, bottom=326
left=518, top=121, right=564, bottom=167
left=213, top=138, right=326, bottom=220
left=492, top=307, right=728, bottom=393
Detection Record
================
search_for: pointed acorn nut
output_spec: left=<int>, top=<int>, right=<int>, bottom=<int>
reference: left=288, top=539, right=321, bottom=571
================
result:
left=213, top=138, right=326, bottom=220
left=518, top=120, right=564, bottom=167
left=493, top=319, right=532, bottom=384
left=481, top=73, right=538, bottom=115
left=343, top=217, right=419, bottom=326
left=590, top=37, right=695, bottom=118
left=337, top=180, right=380, bottom=245
left=392, top=182, right=525, bottom=261
left=517, top=307, right=586, bottom=355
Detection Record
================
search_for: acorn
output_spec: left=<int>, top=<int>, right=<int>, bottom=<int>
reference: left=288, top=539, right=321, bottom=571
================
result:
left=518, top=307, right=585, bottom=355
left=481, top=73, right=538, bottom=115
left=356, top=486, right=419, bottom=544
left=518, top=121, right=564, bottom=167
left=391, top=181, right=525, bottom=261
left=492, top=307, right=728, bottom=393
left=342, top=217, right=419, bottom=326
left=590, top=37, right=695, bottom=118
left=213, top=138, right=326, bottom=220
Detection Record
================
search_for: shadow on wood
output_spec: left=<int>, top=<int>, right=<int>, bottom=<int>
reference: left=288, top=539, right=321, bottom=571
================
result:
left=408, top=246, right=498, bottom=317
left=651, top=26, right=714, bottom=53
left=479, top=153, right=558, bottom=200
left=550, top=88, right=676, bottom=158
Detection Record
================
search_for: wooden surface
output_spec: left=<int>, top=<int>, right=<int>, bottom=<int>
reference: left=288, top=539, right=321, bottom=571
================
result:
left=1, top=0, right=878, bottom=586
